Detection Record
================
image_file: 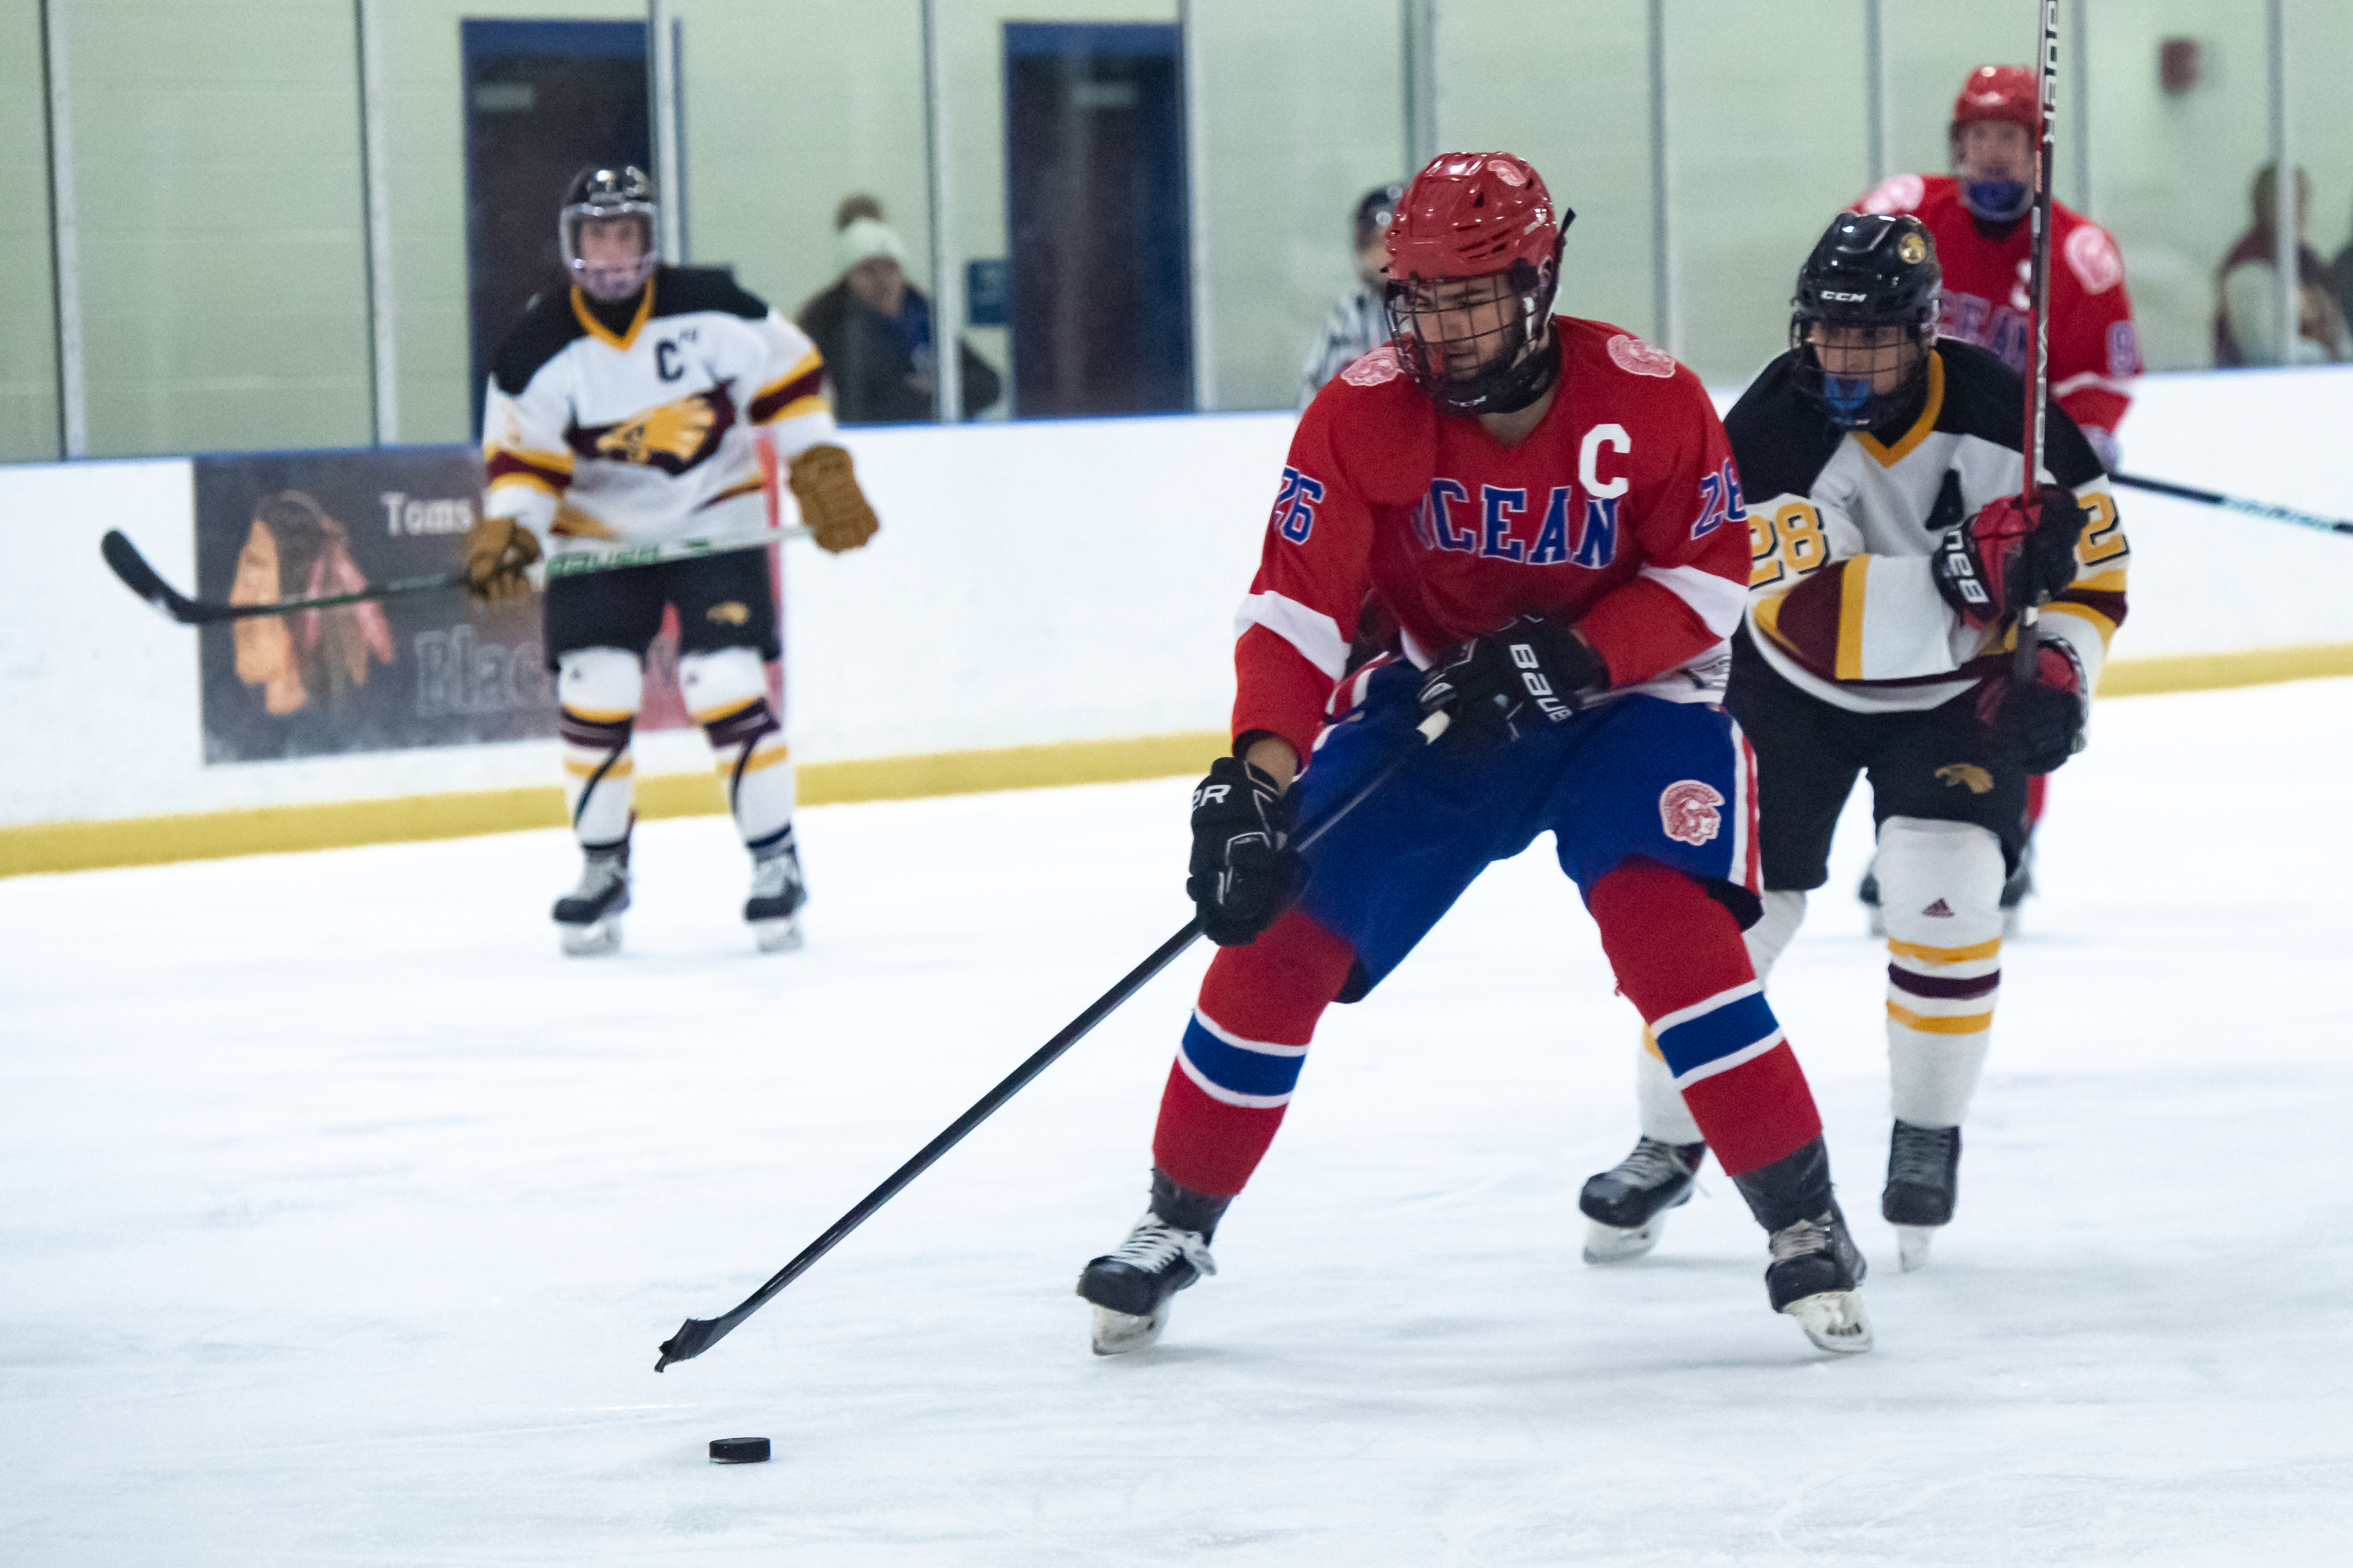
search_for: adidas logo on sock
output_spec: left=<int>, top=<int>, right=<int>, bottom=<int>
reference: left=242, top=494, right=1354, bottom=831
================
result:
left=1922, top=899, right=1955, bottom=917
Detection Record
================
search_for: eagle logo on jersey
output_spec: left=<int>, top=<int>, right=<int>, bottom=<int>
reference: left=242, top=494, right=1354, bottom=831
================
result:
left=1658, top=780, right=1724, bottom=846
left=579, top=391, right=729, bottom=473
left=1935, top=763, right=1996, bottom=795
left=1607, top=334, right=1677, bottom=379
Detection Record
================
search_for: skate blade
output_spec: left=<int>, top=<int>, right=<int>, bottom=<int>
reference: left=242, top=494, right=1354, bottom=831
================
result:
left=752, top=916, right=803, bottom=954
left=1583, top=1215, right=1669, bottom=1265
left=1894, top=1225, right=1938, bottom=1272
left=558, top=918, right=623, bottom=958
left=1088, top=1302, right=1168, bottom=1356
left=1784, top=1289, right=1873, bottom=1355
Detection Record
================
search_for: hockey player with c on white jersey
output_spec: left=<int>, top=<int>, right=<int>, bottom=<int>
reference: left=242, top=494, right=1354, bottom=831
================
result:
left=464, top=166, right=880, bottom=956
left=1579, top=213, right=2128, bottom=1271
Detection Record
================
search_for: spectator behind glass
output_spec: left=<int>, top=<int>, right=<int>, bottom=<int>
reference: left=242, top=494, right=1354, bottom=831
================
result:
left=2332, top=197, right=2353, bottom=341
left=2216, top=164, right=2349, bottom=367
left=1298, top=182, right=1405, bottom=406
left=798, top=195, right=1003, bottom=423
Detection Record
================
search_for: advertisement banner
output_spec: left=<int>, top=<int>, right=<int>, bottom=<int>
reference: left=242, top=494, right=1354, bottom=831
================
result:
left=196, top=447, right=554, bottom=762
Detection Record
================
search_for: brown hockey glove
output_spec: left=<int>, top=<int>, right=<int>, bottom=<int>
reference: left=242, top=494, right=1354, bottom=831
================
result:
left=463, top=514, right=541, bottom=604
left=787, top=443, right=880, bottom=554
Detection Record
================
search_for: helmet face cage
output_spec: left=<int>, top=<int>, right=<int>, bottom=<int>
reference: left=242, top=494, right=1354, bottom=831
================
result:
left=1383, top=244, right=1562, bottom=417
left=1788, top=312, right=1936, bottom=430
left=560, top=168, right=659, bottom=301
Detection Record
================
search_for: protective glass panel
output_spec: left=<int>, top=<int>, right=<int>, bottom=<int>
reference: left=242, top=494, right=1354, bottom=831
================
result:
left=1, top=1, right=59, bottom=463
left=2286, top=0, right=2353, bottom=368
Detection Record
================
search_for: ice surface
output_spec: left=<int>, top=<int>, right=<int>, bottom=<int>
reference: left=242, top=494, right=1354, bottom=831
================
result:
left=4, top=682, right=2351, bottom=1565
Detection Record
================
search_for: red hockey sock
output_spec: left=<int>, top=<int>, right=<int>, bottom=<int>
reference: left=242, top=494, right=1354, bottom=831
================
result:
left=1587, top=859, right=1822, bottom=1176
left=1149, top=908, right=1356, bottom=1198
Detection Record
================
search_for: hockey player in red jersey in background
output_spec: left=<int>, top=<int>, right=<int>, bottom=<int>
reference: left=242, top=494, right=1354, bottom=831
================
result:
left=1851, top=64, right=2139, bottom=929
left=1074, top=153, right=1872, bottom=1360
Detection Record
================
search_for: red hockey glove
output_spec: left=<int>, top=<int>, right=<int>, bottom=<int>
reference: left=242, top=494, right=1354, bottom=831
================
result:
left=1415, top=615, right=1608, bottom=749
left=1932, top=486, right=2085, bottom=630
left=1185, top=757, right=1301, bottom=946
left=1977, top=640, right=2088, bottom=775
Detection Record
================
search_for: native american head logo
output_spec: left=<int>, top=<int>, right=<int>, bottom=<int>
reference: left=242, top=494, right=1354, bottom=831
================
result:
left=1935, top=763, right=1996, bottom=795
left=593, top=393, right=720, bottom=469
left=1340, top=345, right=1403, bottom=387
left=1659, top=779, right=1725, bottom=847
left=1607, top=333, right=1677, bottom=379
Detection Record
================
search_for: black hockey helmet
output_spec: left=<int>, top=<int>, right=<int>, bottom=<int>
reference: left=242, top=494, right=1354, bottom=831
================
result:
left=561, top=164, right=659, bottom=301
left=1789, top=212, right=1941, bottom=429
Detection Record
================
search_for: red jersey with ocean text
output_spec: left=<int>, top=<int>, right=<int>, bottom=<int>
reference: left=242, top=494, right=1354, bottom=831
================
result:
left=1855, top=173, right=2140, bottom=454
left=1233, top=316, right=1751, bottom=761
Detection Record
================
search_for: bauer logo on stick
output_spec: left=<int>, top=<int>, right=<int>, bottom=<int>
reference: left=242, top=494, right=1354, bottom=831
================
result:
left=1658, top=781, right=1725, bottom=846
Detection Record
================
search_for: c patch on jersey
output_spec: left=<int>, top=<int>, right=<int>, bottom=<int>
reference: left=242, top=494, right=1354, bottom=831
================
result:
left=1659, top=780, right=1724, bottom=846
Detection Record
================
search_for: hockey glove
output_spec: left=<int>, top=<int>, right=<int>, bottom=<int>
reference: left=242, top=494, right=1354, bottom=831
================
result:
left=1932, top=486, right=2085, bottom=630
left=463, top=514, right=541, bottom=605
left=786, top=443, right=881, bottom=554
left=1415, top=614, right=1608, bottom=748
left=1977, top=639, right=2088, bottom=775
left=1186, top=756, right=1300, bottom=947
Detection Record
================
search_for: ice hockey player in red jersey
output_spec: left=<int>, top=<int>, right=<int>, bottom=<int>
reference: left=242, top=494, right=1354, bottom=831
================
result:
left=1857, top=65, right=2139, bottom=469
left=1074, top=152, right=1872, bottom=1360
left=1579, top=213, right=2127, bottom=1274
left=464, top=166, right=880, bottom=957
left=1852, top=64, right=2137, bottom=930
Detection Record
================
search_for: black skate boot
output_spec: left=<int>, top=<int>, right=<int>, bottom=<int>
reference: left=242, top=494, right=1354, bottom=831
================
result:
left=1579, top=1136, right=1708, bottom=1264
left=552, top=842, right=630, bottom=957
left=745, top=837, right=807, bottom=954
left=1732, top=1137, right=1872, bottom=1354
left=1883, top=1120, right=1961, bottom=1272
left=1077, top=1169, right=1232, bottom=1355
left=1859, top=856, right=1884, bottom=938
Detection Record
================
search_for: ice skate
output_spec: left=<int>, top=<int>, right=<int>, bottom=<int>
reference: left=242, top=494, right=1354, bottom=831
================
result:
left=745, top=840, right=807, bottom=953
left=552, top=845, right=630, bottom=957
left=1765, top=1206, right=1872, bottom=1353
left=1883, top=1120, right=1961, bottom=1272
left=1579, top=1137, right=1707, bottom=1263
left=1077, top=1171, right=1229, bottom=1355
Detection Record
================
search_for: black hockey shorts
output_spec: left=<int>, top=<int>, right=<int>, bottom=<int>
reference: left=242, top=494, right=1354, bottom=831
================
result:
left=541, top=549, right=780, bottom=669
left=1724, top=640, right=2028, bottom=891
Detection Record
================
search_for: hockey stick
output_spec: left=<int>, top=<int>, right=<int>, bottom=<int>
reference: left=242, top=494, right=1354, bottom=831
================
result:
left=2015, top=0, right=2062, bottom=681
left=99, top=522, right=812, bottom=627
left=2112, top=472, right=2353, bottom=540
left=653, top=709, right=1452, bottom=1372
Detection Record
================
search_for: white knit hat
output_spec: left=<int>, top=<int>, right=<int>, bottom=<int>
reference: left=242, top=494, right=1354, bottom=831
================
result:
left=838, top=215, right=908, bottom=271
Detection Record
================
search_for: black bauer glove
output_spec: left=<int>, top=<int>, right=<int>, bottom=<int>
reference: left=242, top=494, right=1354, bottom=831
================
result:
left=1976, top=640, right=2088, bottom=775
left=1185, top=756, right=1301, bottom=947
left=1932, top=485, right=2085, bottom=630
left=1414, top=614, right=1609, bottom=748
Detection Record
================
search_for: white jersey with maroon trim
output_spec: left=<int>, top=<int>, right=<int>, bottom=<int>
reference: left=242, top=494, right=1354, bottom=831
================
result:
left=1730, top=340, right=2128, bottom=716
left=481, top=266, right=835, bottom=559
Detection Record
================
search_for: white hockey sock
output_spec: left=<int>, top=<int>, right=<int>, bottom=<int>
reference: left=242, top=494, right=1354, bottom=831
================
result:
left=1878, top=816, right=2004, bottom=1127
left=556, top=647, right=644, bottom=851
left=1633, top=890, right=1804, bottom=1145
left=681, top=648, right=796, bottom=853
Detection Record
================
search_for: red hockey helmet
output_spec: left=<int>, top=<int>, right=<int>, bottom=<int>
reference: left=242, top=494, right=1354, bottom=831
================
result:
left=1950, top=65, right=2037, bottom=133
left=1383, top=152, right=1573, bottom=416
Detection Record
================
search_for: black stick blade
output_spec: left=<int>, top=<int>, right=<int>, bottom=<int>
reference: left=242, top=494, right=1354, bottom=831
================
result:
left=655, top=1316, right=727, bottom=1372
left=100, top=530, right=203, bottom=622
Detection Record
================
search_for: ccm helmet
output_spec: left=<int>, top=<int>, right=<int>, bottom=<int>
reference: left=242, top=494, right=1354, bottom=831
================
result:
left=1383, top=152, right=1573, bottom=417
left=1790, top=213, right=1941, bottom=430
left=561, top=165, right=659, bottom=301
left=1950, top=65, right=2038, bottom=222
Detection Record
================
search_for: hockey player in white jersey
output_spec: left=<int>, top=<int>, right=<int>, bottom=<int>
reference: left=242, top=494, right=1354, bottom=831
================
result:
left=1580, top=213, right=2127, bottom=1270
left=463, top=166, right=880, bottom=955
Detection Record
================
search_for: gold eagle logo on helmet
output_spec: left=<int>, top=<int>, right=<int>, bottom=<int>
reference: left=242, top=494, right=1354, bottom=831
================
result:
left=596, top=395, right=719, bottom=467
left=1898, top=231, right=1930, bottom=266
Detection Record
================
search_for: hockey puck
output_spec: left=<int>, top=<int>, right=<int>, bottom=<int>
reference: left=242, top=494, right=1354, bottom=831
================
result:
left=709, top=1437, right=770, bottom=1465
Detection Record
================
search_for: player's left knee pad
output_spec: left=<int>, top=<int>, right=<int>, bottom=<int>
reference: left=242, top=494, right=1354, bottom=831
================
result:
left=680, top=648, right=793, bottom=850
left=1876, top=816, right=2004, bottom=1127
